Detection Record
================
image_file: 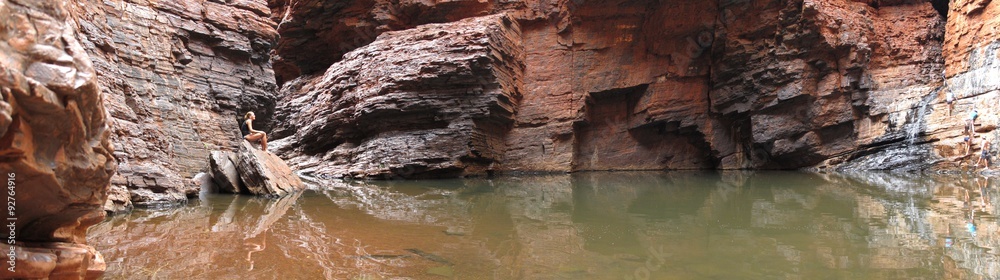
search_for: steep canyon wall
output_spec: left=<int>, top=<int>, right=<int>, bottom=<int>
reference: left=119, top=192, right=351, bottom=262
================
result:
left=937, top=0, right=1000, bottom=168
left=271, top=14, right=524, bottom=178
left=268, top=0, right=989, bottom=178
left=8, top=0, right=998, bottom=227
left=69, top=0, right=278, bottom=207
left=1, top=1, right=996, bottom=276
left=1, top=0, right=280, bottom=277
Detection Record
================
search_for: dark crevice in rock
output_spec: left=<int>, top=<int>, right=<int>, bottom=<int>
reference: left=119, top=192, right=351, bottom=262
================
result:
left=930, top=0, right=950, bottom=18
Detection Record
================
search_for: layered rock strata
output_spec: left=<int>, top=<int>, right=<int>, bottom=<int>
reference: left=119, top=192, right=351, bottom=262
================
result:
left=68, top=0, right=279, bottom=207
left=271, top=14, right=524, bottom=178
left=933, top=0, right=1000, bottom=168
left=269, top=0, right=965, bottom=177
left=231, top=141, right=305, bottom=197
left=506, top=0, right=720, bottom=172
left=711, top=0, right=946, bottom=170
left=267, top=0, right=498, bottom=85
left=0, top=0, right=114, bottom=278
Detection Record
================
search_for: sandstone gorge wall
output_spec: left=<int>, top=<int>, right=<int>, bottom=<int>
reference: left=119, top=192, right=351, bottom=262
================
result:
left=712, top=0, right=946, bottom=171
left=267, top=0, right=982, bottom=178
left=935, top=0, right=1000, bottom=168
left=0, top=0, right=114, bottom=278
left=69, top=0, right=278, bottom=207
left=271, top=14, right=524, bottom=178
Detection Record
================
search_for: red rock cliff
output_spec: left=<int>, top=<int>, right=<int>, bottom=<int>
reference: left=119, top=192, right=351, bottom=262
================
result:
left=0, top=0, right=114, bottom=278
left=268, top=0, right=989, bottom=178
left=933, top=0, right=1000, bottom=168
left=69, top=0, right=279, bottom=207
left=271, top=14, right=524, bottom=178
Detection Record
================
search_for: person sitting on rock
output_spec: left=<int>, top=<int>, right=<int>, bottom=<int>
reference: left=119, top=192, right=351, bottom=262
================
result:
left=241, top=111, right=268, bottom=151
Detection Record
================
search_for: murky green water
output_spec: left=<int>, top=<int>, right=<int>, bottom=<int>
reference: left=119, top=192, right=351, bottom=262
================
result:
left=89, top=172, right=1000, bottom=279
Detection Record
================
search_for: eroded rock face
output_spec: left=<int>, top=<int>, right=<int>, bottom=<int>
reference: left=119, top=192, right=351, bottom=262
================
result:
left=271, top=14, right=524, bottom=178
left=712, top=0, right=946, bottom=170
left=68, top=0, right=279, bottom=207
left=934, top=0, right=1000, bottom=169
left=234, top=141, right=305, bottom=196
left=268, top=0, right=971, bottom=176
left=0, top=0, right=114, bottom=278
left=507, top=0, right=720, bottom=172
left=267, top=0, right=497, bottom=85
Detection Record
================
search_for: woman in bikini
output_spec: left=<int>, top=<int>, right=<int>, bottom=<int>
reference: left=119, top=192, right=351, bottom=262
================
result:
left=241, top=112, right=268, bottom=151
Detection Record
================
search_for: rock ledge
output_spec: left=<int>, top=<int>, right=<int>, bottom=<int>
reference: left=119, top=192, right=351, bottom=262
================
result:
left=210, top=141, right=305, bottom=197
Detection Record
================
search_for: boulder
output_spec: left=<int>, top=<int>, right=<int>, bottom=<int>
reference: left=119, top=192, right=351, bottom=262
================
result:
left=271, top=14, right=524, bottom=179
left=209, top=151, right=244, bottom=193
left=193, top=172, right=218, bottom=194
left=233, top=141, right=305, bottom=197
left=103, top=184, right=134, bottom=215
left=0, top=242, right=106, bottom=279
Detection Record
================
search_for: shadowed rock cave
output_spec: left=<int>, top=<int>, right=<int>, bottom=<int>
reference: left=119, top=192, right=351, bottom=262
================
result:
left=573, top=84, right=715, bottom=171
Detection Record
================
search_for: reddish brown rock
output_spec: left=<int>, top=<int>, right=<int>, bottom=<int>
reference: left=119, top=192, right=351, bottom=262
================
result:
left=0, top=0, right=114, bottom=278
left=931, top=0, right=1000, bottom=169
left=507, top=0, right=720, bottom=172
left=67, top=0, right=279, bottom=207
left=234, top=141, right=305, bottom=197
left=265, top=0, right=968, bottom=176
left=267, top=0, right=1000, bottom=175
left=0, top=242, right=106, bottom=279
left=103, top=185, right=133, bottom=215
left=271, top=14, right=524, bottom=178
left=267, top=0, right=496, bottom=84
left=711, top=0, right=946, bottom=170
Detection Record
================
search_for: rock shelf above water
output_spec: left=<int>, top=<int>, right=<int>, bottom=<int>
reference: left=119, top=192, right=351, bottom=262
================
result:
left=210, top=141, right=305, bottom=197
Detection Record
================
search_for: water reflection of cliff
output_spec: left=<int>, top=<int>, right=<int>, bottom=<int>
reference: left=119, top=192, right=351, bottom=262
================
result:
left=90, top=172, right=1000, bottom=279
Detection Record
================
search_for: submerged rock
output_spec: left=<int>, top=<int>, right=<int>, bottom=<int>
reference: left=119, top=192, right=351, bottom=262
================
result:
left=232, top=141, right=305, bottom=197
left=405, top=248, right=453, bottom=265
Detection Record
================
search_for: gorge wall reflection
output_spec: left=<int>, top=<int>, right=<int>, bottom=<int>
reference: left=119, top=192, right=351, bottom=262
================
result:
left=89, top=172, right=1000, bottom=279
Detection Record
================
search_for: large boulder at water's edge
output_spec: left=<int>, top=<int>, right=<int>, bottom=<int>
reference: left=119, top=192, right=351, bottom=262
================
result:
left=209, top=151, right=244, bottom=194
left=232, top=141, right=305, bottom=197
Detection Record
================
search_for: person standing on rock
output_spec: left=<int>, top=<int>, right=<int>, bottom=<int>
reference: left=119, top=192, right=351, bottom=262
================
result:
left=966, top=109, right=979, bottom=135
left=242, top=112, right=268, bottom=151
left=977, top=137, right=991, bottom=170
left=965, top=135, right=974, bottom=156
left=964, top=110, right=978, bottom=156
